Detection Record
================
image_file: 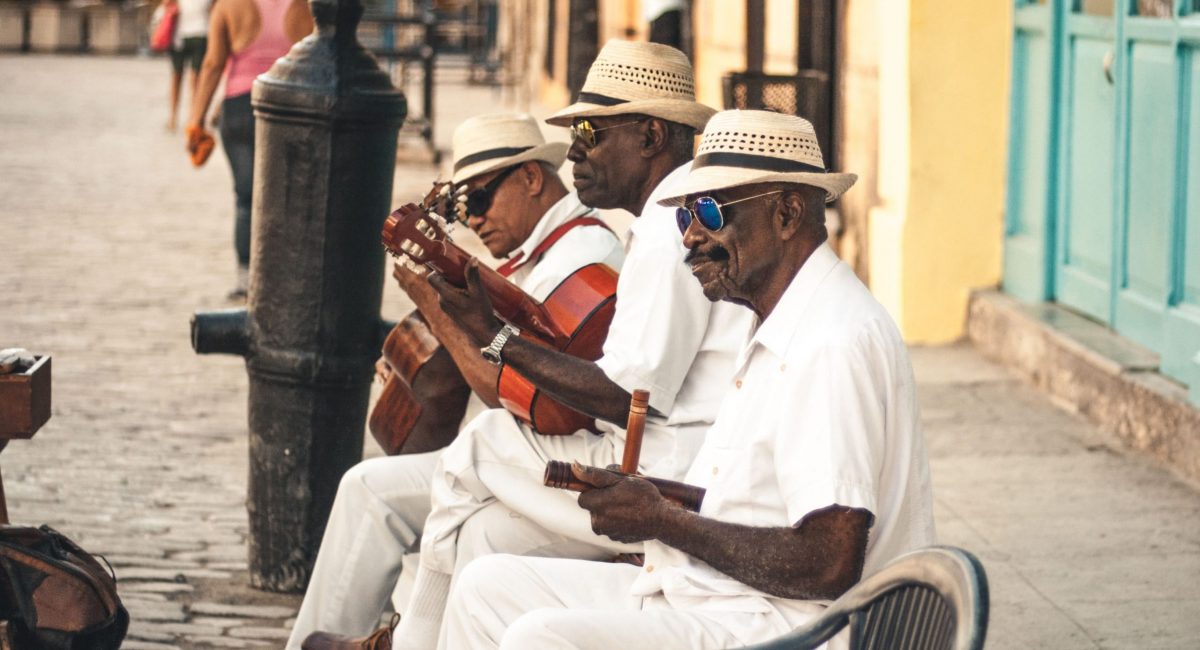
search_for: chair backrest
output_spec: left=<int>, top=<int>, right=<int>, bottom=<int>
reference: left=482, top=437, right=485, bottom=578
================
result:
left=742, top=546, right=988, bottom=650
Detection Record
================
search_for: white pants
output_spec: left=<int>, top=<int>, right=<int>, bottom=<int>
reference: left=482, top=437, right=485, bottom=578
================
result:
left=443, top=555, right=814, bottom=650
left=420, top=408, right=645, bottom=576
left=286, top=452, right=440, bottom=649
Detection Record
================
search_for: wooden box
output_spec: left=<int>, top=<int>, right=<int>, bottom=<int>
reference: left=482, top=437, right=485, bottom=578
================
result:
left=0, top=356, right=51, bottom=438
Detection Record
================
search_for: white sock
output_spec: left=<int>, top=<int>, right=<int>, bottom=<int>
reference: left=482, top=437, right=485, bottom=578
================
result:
left=392, top=565, right=452, bottom=650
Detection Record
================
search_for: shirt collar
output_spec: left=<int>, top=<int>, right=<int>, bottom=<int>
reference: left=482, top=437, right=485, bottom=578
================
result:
left=745, top=242, right=842, bottom=362
left=506, top=192, right=596, bottom=262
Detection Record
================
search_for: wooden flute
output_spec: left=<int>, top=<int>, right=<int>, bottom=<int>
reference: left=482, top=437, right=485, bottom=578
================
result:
left=543, top=389, right=706, bottom=512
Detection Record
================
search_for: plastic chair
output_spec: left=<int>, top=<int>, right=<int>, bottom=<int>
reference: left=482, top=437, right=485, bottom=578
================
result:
left=742, top=546, right=989, bottom=650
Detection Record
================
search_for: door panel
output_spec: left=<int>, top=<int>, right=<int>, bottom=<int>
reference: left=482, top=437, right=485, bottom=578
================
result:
left=1162, top=49, right=1200, bottom=403
left=1115, top=41, right=1177, bottom=348
left=1057, top=29, right=1115, bottom=322
left=1004, top=18, right=1056, bottom=302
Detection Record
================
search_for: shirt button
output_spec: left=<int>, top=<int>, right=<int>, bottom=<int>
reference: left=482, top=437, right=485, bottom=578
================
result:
left=780, top=364, right=787, bottom=372
left=645, top=564, right=655, bottom=573
left=735, top=379, right=743, bottom=389
left=712, top=466, right=719, bottom=476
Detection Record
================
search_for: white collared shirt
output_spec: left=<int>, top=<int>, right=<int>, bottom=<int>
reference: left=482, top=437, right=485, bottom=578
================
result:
left=595, top=162, right=756, bottom=479
left=458, top=192, right=624, bottom=426
left=505, top=192, right=625, bottom=301
left=631, top=243, right=935, bottom=617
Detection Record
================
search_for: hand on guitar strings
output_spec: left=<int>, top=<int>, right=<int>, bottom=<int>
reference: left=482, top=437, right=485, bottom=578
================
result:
left=392, top=261, right=441, bottom=310
left=573, top=462, right=673, bottom=544
left=426, top=258, right=503, bottom=348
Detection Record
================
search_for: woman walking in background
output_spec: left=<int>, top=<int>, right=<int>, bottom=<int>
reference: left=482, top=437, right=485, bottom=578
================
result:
left=164, top=0, right=212, bottom=131
left=184, top=0, right=312, bottom=300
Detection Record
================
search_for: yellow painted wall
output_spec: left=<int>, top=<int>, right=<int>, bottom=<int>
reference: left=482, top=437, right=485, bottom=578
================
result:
left=894, top=0, right=1011, bottom=342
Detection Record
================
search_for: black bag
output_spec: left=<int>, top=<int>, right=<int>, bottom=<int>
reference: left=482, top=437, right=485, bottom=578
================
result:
left=0, top=525, right=128, bottom=649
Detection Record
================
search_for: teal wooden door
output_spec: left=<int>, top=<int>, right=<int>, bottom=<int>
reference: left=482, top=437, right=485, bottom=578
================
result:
left=1005, top=0, right=1200, bottom=404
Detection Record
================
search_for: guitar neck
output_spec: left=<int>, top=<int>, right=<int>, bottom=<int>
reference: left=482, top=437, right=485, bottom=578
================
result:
left=426, top=238, right=568, bottom=344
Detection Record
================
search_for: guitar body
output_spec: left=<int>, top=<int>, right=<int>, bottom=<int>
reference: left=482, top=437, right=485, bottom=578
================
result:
left=497, top=263, right=618, bottom=435
left=382, top=204, right=619, bottom=437
left=368, top=311, right=471, bottom=455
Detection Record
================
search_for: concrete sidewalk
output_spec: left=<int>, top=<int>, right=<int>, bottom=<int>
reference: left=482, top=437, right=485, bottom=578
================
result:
left=1, top=54, right=1197, bottom=649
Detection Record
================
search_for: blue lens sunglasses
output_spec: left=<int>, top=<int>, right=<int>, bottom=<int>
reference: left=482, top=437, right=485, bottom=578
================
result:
left=675, top=190, right=783, bottom=235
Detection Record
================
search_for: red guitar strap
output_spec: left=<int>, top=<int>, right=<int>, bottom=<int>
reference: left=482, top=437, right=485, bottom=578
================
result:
left=497, top=215, right=613, bottom=277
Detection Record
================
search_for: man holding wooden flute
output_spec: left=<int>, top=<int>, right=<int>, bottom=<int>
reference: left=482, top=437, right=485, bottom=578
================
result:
left=440, top=110, right=936, bottom=649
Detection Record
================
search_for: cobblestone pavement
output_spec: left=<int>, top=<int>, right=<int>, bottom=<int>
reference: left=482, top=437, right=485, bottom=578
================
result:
left=2, top=54, right=1198, bottom=649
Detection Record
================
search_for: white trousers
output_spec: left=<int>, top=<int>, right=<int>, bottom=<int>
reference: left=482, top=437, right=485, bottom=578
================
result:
left=443, top=555, right=811, bottom=650
left=286, top=452, right=440, bottom=649
left=420, top=408, right=644, bottom=576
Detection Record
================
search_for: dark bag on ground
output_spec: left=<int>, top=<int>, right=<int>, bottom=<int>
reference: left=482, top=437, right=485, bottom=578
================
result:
left=0, top=525, right=128, bottom=649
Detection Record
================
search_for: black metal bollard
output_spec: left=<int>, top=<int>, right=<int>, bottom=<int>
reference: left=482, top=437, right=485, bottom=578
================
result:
left=190, top=0, right=406, bottom=592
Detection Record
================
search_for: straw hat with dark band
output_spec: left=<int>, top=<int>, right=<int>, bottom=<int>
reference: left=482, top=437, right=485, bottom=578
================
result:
left=545, top=40, right=716, bottom=130
left=451, top=113, right=568, bottom=184
left=658, top=110, right=858, bottom=206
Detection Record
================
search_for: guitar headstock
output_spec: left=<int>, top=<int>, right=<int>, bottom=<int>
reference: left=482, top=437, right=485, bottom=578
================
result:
left=381, top=203, right=450, bottom=265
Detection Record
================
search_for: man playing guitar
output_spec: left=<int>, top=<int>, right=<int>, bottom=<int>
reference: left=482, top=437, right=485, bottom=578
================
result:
left=288, top=113, right=624, bottom=650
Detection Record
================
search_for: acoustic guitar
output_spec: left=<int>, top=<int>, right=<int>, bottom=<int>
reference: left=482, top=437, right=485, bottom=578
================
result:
left=368, top=311, right=471, bottom=455
left=381, top=202, right=618, bottom=436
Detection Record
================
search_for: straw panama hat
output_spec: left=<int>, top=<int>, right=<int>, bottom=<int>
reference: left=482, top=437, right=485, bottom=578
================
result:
left=450, top=113, right=569, bottom=184
left=545, top=40, right=716, bottom=130
left=658, top=110, right=857, bottom=206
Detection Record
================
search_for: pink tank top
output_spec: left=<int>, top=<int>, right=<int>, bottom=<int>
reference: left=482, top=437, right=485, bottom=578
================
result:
left=225, top=0, right=294, bottom=98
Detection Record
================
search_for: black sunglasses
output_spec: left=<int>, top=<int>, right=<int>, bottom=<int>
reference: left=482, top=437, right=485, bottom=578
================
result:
left=458, top=164, right=521, bottom=222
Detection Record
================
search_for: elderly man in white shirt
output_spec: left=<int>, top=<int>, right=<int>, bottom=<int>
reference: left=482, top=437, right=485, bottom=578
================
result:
left=290, top=113, right=625, bottom=650
left=440, top=110, right=936, bottom=650
left=390, top=41, right=755, bottom=650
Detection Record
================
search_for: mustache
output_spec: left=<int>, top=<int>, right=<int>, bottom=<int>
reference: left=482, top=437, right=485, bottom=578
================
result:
left=684, top=245, right=730, bottom=265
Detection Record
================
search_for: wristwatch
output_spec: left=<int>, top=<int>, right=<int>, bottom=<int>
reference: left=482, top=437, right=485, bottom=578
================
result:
left=481, top=324, right=520, bottom=365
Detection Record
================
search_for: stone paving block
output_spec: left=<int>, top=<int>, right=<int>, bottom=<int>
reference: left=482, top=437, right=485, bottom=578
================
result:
left=189, top=602, right=298, bottom=619
left=122, top=641, right=183, bottom=650
left=189, top=617, right=240, bottom=630
left=122, top=582, right=197, bottom=594
left=136, top=622, right=230, bottom=638
left=185, top=635, right=270, bottom=648
left=228, top=625, right=293, bottom=640
left=124, top=599, right=187, bottom=622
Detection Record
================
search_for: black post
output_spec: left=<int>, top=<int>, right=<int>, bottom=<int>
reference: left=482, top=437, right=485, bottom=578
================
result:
left=190, top=0, right=406, bottom=592
left=566, top=0, right=599, bottom=100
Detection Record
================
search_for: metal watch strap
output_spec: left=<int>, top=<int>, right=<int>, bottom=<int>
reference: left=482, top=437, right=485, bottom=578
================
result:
left=480, top=324, right=520, bottom=365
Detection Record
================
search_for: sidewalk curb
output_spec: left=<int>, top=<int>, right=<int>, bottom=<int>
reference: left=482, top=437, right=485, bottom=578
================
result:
left=967, top=289, right=1200, bottom=487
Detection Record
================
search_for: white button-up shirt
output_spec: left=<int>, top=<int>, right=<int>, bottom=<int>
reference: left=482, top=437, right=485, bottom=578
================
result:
left=595, top=163, right=756, bottom=479
left=505, top=192, right=625, bottom=301
left=632, top=243, right=935, bottom=621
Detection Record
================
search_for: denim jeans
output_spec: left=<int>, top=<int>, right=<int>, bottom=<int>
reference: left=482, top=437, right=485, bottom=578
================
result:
left=220, top=92, right=255, bottom=268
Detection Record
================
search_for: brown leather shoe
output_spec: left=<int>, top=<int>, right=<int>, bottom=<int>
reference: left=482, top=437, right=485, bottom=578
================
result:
left=302, top=614, right=397, bottom=650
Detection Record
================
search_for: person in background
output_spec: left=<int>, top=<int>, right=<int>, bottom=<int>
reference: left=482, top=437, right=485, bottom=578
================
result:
left=163, top=0, right=212, bottom=131
left=185, top=0, right=312, bottom=300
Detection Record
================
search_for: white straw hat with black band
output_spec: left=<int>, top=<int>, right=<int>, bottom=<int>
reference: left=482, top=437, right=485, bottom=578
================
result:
left=451, top=113, right=569, bottom=184
left=545, top=40, right=716, bottom=130
left=658, top=110, right=857, bottom=206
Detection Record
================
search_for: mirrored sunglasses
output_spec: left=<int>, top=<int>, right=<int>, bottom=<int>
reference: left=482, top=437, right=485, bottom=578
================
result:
left=457, top=164, right=521, bottom=223
left=675, top=190, right=784, bottom=235
left=570, top=118, right=645, bottom=149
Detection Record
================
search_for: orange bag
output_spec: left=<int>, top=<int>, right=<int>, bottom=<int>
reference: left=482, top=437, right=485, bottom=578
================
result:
left=186, top=124, right=216, bottom=167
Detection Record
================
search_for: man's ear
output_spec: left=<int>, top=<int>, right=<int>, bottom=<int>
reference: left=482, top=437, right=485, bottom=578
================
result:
left=776, top=190, right=807, bottom=241
left=522, top=161, right=546, bottom=196
left=640, top=118, right=669, bottom=158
